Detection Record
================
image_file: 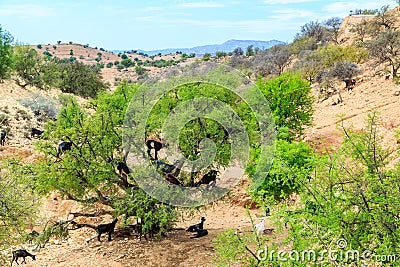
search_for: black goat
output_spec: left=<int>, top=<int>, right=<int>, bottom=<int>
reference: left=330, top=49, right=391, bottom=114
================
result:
left=31, top=128, right=44, bottom=138
left=11, top=249, right=36, bottom=266
left=153, top=159, right=180, bottom=173
left=0, top=130, right=6, bottom=146
left=117, top=162, right=130, bottom=177
left=190, top=228, right=208, bottom=238
left=195, top=170, right=218, bottom=187
left=56, top=141, right=73, bottom=157
left=146, top=139, right=168, bottom=160
left=165, top=173, right=182, bottom=186
left=97, top=218, right=118, bottom=241
left=186, top=217, right=206, bottom=232
left=344, top=78, right=356, bottom=91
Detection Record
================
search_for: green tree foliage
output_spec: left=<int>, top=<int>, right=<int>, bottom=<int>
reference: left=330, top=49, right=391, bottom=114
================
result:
left=0, top=159, right=38, bottom=264
left=246, top=45, right=254, bottom=57
left=213, top=212, right=269, bottom=267
left=135, top=65, right=145, bottom=75
left=14, top=46, right=48, bottom=88
left=0, top=25, right=14, bottom=82
left=257, top=73, right=314, bottom=141
left=34, top=82, right=176, bottom=237
left=145, top=79, right=260, bottom=185
left=121, top=58, right=134, bottom=68
left=279, top=113, right=400, bottom=265
left=293, top=45, right=366, bottom=83
left=215, top=113, right=400, bottom=266
left=252, top=140, right=314, bottom=201
left=202, top=53, right=211, bottom=61
left=215, top=51, right=227, bottom=59
left=57, top=62, right=108, bottom=97
left=324, top=17, right=343, bottom=45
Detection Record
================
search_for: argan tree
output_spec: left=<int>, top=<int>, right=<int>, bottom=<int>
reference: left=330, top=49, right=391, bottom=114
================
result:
left=0, top=25, right=14, bottom=82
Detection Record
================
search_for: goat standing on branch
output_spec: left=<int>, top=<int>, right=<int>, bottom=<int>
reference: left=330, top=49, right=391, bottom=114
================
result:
left=146, top=139, right=168, bottom=160
left=56, top=139, right=73, bottom=158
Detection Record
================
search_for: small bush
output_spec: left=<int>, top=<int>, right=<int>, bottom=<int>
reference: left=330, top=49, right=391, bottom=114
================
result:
left=0, top=112, right=9, bottom=125
left=18, top=93, right=59, bottom=119
left=37, top=44, right=42, bottom=49
left=135, top=66, right=145, bottom=75
left=15, top=109, right=32, bottom=121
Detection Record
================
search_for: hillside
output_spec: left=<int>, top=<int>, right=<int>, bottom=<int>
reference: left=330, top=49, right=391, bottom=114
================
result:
left=134, top=39, right=285, bottom=56
left=31, top=43, right=198, bottom=86
left=2, top=6, right=400, bottom=267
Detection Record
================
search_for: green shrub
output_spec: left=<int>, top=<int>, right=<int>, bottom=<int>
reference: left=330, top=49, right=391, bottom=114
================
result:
left=18, top=93, right=59, bottom=119
left=251, top=140, right=314, bottom=201
left=37, top=44, right=42, bottom=49
left=135, top=66, right=146, bottom=75
left=257, top=73, right=314, bottom=141
left=57, top=62, right=108, bottom=98
left=15, top=109, right=32, bottom=121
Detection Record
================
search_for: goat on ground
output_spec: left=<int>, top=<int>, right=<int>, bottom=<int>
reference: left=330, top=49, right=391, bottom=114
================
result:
left=117, top=162, right=130, bottom=177
left=0, top=131, right=6, bottom=146
left=190, top=228, right=208, bottom=238
left=31, top=128, right=44, bottom=138
left=186, top=217, right=206, bottom=232
left=254, top=217, right=266, bottom=235
left=56, top=141, right=73, bottom=157
left=146, top=139, right=168, bottom=160
left=195, top=170, right=218, bottom=187
left=344, top=78, right=356, bottom=91
left=153, top=159, right=180, bottom=173
left=97, top=218, right=118, bottom=241
left=11, top=249, right=36, bottom=266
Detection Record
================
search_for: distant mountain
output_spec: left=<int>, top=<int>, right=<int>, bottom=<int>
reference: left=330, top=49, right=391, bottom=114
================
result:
left=114, top=39, right=285, bottom=56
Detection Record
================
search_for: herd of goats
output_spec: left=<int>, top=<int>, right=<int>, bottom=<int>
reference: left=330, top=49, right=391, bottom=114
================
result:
left=1, top=128, right=216, bottom=265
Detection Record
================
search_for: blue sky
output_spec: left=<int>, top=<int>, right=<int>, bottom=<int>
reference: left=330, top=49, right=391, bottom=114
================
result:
left=0, top=0, right=396, bottom=51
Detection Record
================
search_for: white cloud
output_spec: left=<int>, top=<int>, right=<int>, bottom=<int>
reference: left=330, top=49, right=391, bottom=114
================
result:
left=0, top=4, right=56, bottom=17
left=178, top=2, right=225, bottom=8
left=264, top=0, right=317, bottom=4
left=271, top=9, right=315, bottom=21
left=322, top=1, right=395, bottom=19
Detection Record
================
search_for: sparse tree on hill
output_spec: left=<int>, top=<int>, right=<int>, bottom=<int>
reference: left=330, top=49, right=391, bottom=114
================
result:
left=299, top=20, right=327, bottom=46
left=324, top=17, right=343, bottom=44
left=245, top=45, right=254, bottom=57
left=233, top=47, right=243, bottom=56
left=365, top=29, right=400, bottom=79
left=0, top=25, right=14, bottom=82
left=252, top=44, right=292, bottom=77
left=349, top=19, right=371, bottom=45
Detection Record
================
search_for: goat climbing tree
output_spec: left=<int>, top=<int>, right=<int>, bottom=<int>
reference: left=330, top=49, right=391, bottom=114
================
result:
left=34, top=81, right=176, bottom=237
